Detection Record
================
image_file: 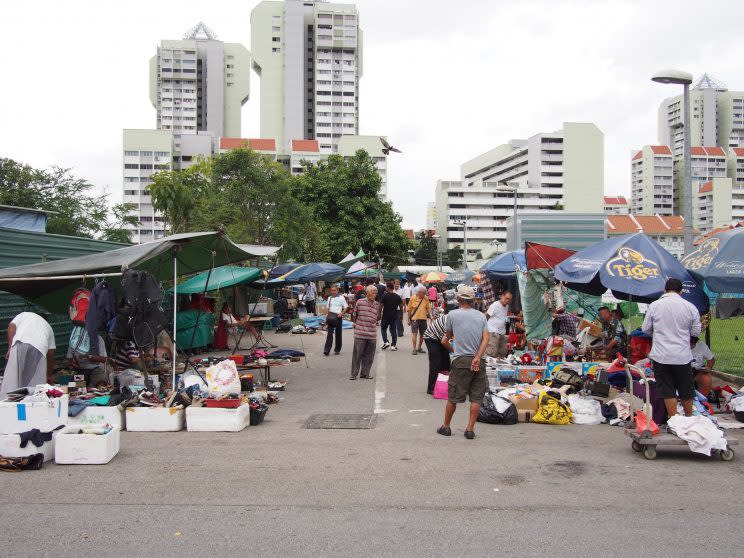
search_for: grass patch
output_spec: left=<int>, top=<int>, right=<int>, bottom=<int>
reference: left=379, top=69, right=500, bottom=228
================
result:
left=709, top=317, right=744, bottom=376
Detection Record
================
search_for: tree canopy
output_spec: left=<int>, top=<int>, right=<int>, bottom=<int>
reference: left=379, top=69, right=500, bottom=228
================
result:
left=294, top=150, right=411, bottom=267
left=0, top=158, right=137, bottom=242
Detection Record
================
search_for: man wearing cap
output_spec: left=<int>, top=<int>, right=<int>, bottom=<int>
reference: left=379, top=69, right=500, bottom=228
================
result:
left=642, top=278, right=701, bottom=418
left=437, top=284, right=490, bottom=440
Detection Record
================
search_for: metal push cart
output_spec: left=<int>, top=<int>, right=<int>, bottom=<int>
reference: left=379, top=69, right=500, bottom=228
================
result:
left=624, top=364, right=737, bottom=461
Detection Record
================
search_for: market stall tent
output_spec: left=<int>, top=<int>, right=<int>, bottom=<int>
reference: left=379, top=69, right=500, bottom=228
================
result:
left=173, top=266, right=263, bottom=294
left=0, top=231, right=261, bottom=385
left=279, top=262, right=345, bottom=283
left=480, top=250, right=527, bottom=279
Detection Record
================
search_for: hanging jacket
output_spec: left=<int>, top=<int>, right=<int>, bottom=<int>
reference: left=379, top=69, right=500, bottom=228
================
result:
left=85, top=281, right=118, bottom=355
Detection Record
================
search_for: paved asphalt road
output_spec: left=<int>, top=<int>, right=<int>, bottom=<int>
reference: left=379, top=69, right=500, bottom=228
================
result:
left=3, top=328, right=744, bottom=557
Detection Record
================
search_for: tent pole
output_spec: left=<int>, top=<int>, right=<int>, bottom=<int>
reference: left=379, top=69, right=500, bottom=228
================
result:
left=172, top=249, right=178, bottom=390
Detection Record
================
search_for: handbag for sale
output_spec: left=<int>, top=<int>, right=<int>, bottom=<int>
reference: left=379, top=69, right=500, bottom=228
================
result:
left=551, top=367, right=584, bottom=392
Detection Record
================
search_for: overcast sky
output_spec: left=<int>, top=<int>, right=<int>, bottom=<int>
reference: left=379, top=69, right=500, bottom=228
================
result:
left=2, top=0, right=743, bottom=229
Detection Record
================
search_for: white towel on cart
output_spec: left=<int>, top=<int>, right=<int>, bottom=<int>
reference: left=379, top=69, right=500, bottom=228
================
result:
left=667, top=415, right=728, bottom=456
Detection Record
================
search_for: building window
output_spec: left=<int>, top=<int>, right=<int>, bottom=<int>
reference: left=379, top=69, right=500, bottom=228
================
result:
left=272, top=37, right=281, bottom=42
left=124, top=150, right=138, bottom=156
left=272, top=26, right=280, bottom=32
left=272, top=48, right=281, bottom=53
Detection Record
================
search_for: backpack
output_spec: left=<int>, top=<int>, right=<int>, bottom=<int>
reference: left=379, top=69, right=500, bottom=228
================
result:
left=69, top=288, right=91, bottom=325
left=113, top=269, right=167, bottom=348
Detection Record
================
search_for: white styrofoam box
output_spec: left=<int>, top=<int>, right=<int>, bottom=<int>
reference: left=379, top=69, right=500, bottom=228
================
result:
left=186, top=404, right=250, bottom=432
left=0, top=394, right=68, bottom=434
left=0, top=432, right=57, bottom=462
left=55, top=426, right=120, bottom=465
left=250, top=302, right=268, bottom=316
left=125, top=407, right=185, bottom=431
left=68, top=406, right=125, bottom=430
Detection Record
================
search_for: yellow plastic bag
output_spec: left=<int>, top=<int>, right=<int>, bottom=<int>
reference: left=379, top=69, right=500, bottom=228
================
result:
left=531, top=391, right=572, bottom=425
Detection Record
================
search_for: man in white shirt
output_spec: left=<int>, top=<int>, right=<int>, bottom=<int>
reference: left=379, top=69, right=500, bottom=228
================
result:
left=642, top=278, right=701, bottom=418
left=2, top=312, right=56, bottom=398
left=324, top=285, right=349, bottom=356
left=485, top=291, right=512, bottom=358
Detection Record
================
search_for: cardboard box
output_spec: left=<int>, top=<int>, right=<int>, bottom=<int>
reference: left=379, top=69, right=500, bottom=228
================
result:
left=579, top=319, right=602, bottom=337
left=517, top=366, right=545, bottom=383
left=125, top=407, right=185, bottom=432
left=547, top=361, right=583, bottom=378
left=582, top=362, right=605, bottom=378
left=186, top=404, right=250, bottom=432
left=68, top=406, right=125, bottom=430
left=0, top=432, right=57, bottom=462
left=0, top=394, right=68, bottom=435
left=55, top=426, right=120, bottom=465
left=510, top=396, right=538, bottom=423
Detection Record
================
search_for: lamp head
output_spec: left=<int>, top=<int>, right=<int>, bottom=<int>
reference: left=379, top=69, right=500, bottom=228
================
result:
left=651, top=69, right=693, bottom=85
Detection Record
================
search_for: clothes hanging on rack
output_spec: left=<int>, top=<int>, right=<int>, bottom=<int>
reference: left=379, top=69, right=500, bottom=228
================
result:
left=85, top=281, right=118, bottom=356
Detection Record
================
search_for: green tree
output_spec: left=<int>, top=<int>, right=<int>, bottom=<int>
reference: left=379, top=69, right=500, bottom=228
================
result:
left=295, top=150, right=412, bottom=267
left=445, top=245, right=463, bottom=269
left=0, top=158, right=106, bottom=237
left=101, top=203, right=139, bottom=243
left=149, top=149, right=322, bottom=262
left=413, top=231, right=438, bottom=266
left=149, top=160, right=210, bottom=234
left=0, top=158, right=131, bottom=241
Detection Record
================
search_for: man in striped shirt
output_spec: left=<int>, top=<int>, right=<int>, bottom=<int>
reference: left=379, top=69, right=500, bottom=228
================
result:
left=350, top=285, right=382, bottom=380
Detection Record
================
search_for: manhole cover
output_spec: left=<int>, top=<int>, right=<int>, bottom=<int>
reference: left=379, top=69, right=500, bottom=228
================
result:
left=305, top=414, right=377, bottom=429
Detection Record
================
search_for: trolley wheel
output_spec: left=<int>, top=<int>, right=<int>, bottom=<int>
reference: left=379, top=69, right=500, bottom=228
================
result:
left=721, top=448, right=735, bottom=462
left=643, top=446, right=657, bottom=460
left=631, top=441, right=643, bottom=453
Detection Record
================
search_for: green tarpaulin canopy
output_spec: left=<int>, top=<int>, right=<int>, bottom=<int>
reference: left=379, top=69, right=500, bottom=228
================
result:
left=173, top=266, right=263, bottom=294
left=0, top=232, right=256, bottom=313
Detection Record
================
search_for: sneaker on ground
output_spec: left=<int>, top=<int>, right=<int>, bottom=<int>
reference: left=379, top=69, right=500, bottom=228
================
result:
left=391, top=345, right=398, bottom=351
left=381, top=342, right=390, bottom=350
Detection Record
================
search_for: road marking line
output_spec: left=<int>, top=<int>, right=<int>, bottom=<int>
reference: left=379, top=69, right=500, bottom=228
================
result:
left=374, top=350, right=387, bottom=414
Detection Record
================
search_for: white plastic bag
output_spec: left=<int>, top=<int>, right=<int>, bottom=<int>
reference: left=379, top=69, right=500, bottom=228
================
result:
left=567, top=394, right=603, bottom=425
left=205, top=360, right=241, bottom=396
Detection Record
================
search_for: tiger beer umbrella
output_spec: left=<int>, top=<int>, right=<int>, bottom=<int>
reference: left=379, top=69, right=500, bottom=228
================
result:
left=682, top=228, right=744, bottom=294
left=554, top=232, right=709, bottom=313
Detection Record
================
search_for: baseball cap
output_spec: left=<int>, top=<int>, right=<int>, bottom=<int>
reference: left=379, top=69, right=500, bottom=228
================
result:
left=456, top=284, right=475, bottom=300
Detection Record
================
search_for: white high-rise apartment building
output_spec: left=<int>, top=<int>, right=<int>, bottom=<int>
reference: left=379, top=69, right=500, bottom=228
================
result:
left=658, top=73, right=744, bottom=156
left=123, top=23, right=250, bottom=243
left=630, top=145, right=674, bottom=215
left=150, top=22, right=250, bottom=144
left=435, top=123, right=604, bottom=262
left=251, top=0, right=361, bottom=155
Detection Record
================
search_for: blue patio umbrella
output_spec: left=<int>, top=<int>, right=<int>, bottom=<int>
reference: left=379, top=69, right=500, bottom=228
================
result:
left=269, top=262, right=301, bottom=278
left=554, top=233, right=709, bottom=313
left=280, top=262, right=346, bottom=283
left=682, top=228, right=744, bottom=293
left=480, top=250, right=527, bottom=279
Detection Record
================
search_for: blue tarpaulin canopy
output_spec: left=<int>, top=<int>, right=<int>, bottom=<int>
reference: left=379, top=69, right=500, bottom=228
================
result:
left=172, top=265, right=263, bottom=294
left=682, top=228, right=744, bottom=294
left=480, top=250, right=526, bottom=279
left=554, top=232, right=709, bottom=313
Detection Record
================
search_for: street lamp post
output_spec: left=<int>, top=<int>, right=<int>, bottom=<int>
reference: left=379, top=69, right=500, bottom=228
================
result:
left=431, top=233, right=443, bottom=271
left=452, top=219, right=467, bottom=270
left=652, top=69, right=694, bottom=254
left=497, top=181, right=520, bottom=251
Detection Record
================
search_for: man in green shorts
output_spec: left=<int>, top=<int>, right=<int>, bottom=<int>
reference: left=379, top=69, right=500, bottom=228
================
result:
left=437, top=284, right=490, bottom=440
